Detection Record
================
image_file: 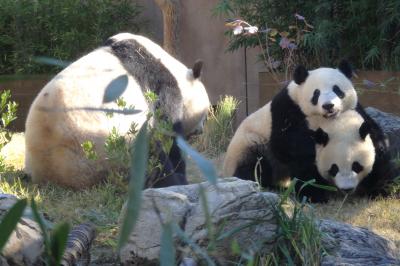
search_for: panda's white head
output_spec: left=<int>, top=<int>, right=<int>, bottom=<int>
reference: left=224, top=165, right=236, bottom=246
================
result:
left=181, top=60, right=210, bottom=136
left=314, top=110, right=375, bottom=193
left=289, top=60, right=357, bottom=119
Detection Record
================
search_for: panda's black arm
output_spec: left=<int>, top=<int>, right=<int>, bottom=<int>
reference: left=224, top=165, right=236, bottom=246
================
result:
left=269, top=88, right=316, bottom=167
left=356, top=103, right=389, bottom=156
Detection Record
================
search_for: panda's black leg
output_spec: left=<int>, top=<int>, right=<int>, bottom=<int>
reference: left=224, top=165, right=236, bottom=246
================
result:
left=147, top=122, right=188, bottom=188
left=146, top=140, right=183, bottom=188
left=294, top=174, right=331, bottom=203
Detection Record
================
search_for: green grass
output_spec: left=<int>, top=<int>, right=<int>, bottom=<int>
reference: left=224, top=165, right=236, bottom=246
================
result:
left=1, top=118, right=399, bottom=264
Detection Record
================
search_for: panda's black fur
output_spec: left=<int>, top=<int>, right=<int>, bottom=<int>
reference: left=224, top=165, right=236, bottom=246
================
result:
left=105, top=37, right=187, bottom=187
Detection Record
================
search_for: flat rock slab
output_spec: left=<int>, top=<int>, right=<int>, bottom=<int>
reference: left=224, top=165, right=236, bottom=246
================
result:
left=320, top=219, right=399, bottom=266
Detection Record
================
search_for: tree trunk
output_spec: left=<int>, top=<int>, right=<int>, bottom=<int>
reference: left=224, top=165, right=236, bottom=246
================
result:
left=154, top=0, right=180, bottom=58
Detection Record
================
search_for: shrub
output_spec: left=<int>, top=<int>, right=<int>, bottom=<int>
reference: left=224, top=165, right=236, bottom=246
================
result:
left=194, top=95, right=239, bottom=157
left=215, top=0, right=400, bottom=70
left=0, top=0, right=142, bottom=75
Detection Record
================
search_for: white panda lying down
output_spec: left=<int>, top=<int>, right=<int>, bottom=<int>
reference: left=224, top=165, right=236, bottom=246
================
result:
left=310, top=110, right=397, bottom=201
left=223, top=62, right=397, bottom=202
left=25, top=33, right=210, bottom=189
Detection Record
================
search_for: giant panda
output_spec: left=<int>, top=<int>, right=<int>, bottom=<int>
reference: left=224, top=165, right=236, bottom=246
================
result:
left=223, top=61, right=357, bottom=187
left=25, top=33, right=210, bottom=189
left=311, top=109, right=397, bottom=202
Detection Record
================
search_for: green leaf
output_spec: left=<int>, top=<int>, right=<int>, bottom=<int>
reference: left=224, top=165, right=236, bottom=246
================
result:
left=177, top=136, right=217, bottom=185
left=103, top=75, right=129, bottom=103
left=160, top=222, right=175, bottom=266
left=33, top=56, right=71, bottom=68
left=50, top=222, right=70, bottom=265
left=30, top=198, right=50, bottom=246
left=172, top=223, right=216, bottom=266
left=0, top=198, right=27, bottom=252
left=118, top=121, right=149, bottom=250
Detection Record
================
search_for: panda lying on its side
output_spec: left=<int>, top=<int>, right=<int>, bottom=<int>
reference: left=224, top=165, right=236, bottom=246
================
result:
left=223, top=61, right=395, bottom=202
left=25, top=33, right=210, bottom=189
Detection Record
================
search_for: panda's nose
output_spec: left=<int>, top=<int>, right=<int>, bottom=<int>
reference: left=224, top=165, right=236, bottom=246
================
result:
left=322, top=103, right=334, bottom=112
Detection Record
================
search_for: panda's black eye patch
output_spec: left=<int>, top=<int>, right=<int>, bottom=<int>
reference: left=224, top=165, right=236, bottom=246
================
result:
left=352, top=161, right=364, bottom=173
left=328, top=164, right=339, bottom=177
left=311, top=89, right=320, bottom=105
left=333, top=85, right=345, bottom=99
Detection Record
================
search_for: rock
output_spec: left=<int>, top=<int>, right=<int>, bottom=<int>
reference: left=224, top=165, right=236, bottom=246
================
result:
left=0, top=194, right=43, bottom=266
left=0, top=194, right=96, bottom=266
left=365, top=107, right=400, bottom=157
left=119, top=178, right=279, bottom=265
left=320, top=219, right=399, bottom=266
left=119, top=178, right=400, bottom=265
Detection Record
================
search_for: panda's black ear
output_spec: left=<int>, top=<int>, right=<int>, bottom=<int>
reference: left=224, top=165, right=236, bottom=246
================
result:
left=338, top=60, right=352, bottom=79
left=359, top=121, right=370, bottom=140
left=314, top=128, right=329, bottom=147
left=192, top=60, right=203, bottom=79
left=293, top=65, right=308, bottom=85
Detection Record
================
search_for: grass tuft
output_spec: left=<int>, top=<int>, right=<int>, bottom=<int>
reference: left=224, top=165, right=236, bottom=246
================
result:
left=193, top=95, right=239, bottom=157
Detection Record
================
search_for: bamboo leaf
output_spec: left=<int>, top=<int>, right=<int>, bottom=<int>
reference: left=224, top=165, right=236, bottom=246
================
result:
left=50, top=223, right=70, bottom=265
left=33, top=56, right=71, bottom=68
left=160, top=222, right=175, bottom=266
left=118, top=121, right=149, bottom=250
left=103, top=75, right=129, bottom=103
left=0, top=198, right=27, bottom=252
left=177, top=136, right=217, bottom=185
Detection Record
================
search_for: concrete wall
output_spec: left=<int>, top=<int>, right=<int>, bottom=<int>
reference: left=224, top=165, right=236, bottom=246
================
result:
left=137, top=0, right=264, bottom=124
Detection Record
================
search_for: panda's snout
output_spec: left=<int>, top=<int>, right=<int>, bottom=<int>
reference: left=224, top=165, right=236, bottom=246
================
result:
left=322, top=103, right=335, bottom=112
left=341, top=187, right=354, bottom=194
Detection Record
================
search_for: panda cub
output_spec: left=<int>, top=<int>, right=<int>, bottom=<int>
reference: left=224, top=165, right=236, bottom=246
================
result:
left=312, top=110, right=396, bottom=201
left=223, top=61, right=357, bottom=186
left=25, top=33, right=210, bottom=189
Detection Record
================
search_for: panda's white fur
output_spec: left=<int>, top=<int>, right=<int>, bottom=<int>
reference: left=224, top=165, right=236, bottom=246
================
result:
left=25, top=33, right=210, bottom=189
left=223, top=63, right=357, bottom=182
left=314, top=110, right=376, bottom=191
left=223, top=102, right=271, bottom=176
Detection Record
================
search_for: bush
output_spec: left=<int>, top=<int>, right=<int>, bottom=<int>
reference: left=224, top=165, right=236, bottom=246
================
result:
left=0, top=0, right=143, bottom=75
left=215, top=0, right=400, bottom=70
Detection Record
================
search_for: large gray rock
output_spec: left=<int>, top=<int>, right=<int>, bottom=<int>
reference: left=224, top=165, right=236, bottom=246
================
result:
left=0, top=193, right=96, bottom=266
left=119, top=178, right=279, bottom=265
left=320, top=219, right=399, bottom=266
left=0, top=194, right=43, bottom=266
left=119, top=178, right=400, bottom=265
left=365, top=107, right=400, bottom=156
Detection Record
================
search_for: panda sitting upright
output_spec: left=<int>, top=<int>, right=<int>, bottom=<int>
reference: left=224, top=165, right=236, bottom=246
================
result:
left=223, top=61, right=357, bottom=186
left=25, top=33, right=210, bottom=189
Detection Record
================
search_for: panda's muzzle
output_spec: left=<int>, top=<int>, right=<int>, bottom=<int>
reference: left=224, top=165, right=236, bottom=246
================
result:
left=322, top=103, right=334, bottom=112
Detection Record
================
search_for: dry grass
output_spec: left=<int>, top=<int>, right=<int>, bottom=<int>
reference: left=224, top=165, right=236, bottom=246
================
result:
left=313, top=197, right=400, bottom=253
